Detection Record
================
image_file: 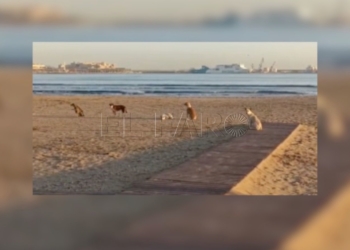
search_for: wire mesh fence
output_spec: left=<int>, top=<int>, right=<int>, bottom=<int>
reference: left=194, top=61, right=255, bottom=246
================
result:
left=32, top=112, right=250, bottom=138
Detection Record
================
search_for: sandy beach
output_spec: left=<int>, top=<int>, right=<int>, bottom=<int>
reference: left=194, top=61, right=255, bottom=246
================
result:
left=32, top=95, right=317, bottom=195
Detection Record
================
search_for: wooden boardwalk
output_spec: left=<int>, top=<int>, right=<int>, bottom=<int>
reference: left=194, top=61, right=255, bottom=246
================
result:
left=122, top=122, right=299, bottom=195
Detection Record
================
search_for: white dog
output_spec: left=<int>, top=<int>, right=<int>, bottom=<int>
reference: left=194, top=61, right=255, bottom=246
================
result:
left=245, top=107, right=263, bottom=130
left=161, top=113, right=174, bottom=121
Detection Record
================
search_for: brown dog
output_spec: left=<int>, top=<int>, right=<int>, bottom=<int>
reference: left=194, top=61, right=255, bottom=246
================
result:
left=71, top=103, right=84, bottom=117
left=184, top=102, right=197, bottom=120
left=109, top=103, right=127, bottom=115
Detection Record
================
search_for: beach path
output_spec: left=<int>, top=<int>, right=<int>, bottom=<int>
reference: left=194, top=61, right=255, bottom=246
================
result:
left=122, top=122, right=299, bottom=195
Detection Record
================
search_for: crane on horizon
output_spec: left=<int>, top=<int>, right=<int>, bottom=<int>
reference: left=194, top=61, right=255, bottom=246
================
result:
left=269, top=61, right=276, bottom=72
left=259, top=57, right=264, bottom=72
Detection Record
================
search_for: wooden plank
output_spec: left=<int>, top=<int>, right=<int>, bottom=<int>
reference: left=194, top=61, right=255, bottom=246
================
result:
left=213, top=139, right=284, bottom=151
left=123, top=179, right=228, bottom=195
left=121, top=122, right=299, bottom=195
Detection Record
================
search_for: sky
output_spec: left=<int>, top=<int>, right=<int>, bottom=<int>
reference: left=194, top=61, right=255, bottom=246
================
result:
left=1, top=0, right=345, bottom=22
left=33, top=42, right=317, bottom=70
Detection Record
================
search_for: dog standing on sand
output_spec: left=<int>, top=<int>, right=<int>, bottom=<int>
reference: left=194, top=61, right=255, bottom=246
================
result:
left=245, top=107, right=263, bottom=130
left=71, top=103, right=84, bottom=117
left=184, top=102, right=197, bottom=120
left=109, top=103, right=127, bottom=115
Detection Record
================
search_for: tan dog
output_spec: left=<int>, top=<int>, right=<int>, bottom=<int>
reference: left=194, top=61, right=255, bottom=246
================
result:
left=184, top=102, right=197, bottom=120
left=71, top=103, right=84, bottom=117
left=245, top=107, right=262, bottom=130
left=109, top=103, right=127, bottom=115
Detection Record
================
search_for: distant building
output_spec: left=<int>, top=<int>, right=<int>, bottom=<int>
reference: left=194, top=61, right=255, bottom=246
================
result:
left=270, top=67, right=278, bottom=73
left=64, top=62, right=116, bottom=72
left=189, top=65, right=209, bottom=74
left=32, top=64, right=46, bottom=70
left=201, top=12, right=241, bottom=27
left=305, top=65, right=317, bottom=73
left=248, top=8, right=312, bottom=26
left=58, top=63, right=66, bottom=72
left=206, top=64, right=249, bottom=74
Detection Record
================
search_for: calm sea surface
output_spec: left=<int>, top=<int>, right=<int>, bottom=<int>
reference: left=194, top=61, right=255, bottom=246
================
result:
left=33, top=73, right=317, bottom=97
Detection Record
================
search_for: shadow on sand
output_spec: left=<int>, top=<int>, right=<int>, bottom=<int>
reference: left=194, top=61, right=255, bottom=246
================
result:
left=33, top=125, right=235, bottom=195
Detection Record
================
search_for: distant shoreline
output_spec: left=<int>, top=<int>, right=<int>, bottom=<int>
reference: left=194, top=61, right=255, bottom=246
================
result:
left=32, top=71, right=317, bottom=75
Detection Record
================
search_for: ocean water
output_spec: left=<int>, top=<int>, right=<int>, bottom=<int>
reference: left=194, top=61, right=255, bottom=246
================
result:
left=33, top=73, right=317, bottom=97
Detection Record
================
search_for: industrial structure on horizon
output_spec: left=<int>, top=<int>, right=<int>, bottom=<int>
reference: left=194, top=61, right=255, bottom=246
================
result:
left=189, top=58, right=317, bottom=74
left=33, top=59, right=317, bottom=74
left=33, top=62, right=133, bottom=74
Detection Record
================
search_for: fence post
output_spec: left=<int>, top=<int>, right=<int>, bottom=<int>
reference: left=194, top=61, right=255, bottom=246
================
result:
left=123, top=115, right=125, bottom=137
left=173, top=112, right=183, bottom=137
left=201, top=112, right=203, bottom=137
left=106, top=116, right=109, bottom=134
left=100, top=112, right=103, bottom=137
left=154, top=112, right=156, bottom=137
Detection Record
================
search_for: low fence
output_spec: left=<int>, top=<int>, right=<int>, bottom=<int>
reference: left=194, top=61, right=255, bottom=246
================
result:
left=32, top=112, right=250, bottom=138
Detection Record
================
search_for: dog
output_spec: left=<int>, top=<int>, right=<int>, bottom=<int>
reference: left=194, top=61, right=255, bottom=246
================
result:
left=184, top=102, right=197, bottom=120
left=109, top=103, right=127, bottom=115
left=71, top=103, right=84, bottom=117
left=161, top=113, right=174, bottom=121
left=244, top=107, right=262, bottom=130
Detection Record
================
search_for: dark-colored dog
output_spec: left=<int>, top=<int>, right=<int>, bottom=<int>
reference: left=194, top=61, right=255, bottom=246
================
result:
left=109, top=103, right=127, bottom=115
left=71, top=103, right=84, bottom=117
